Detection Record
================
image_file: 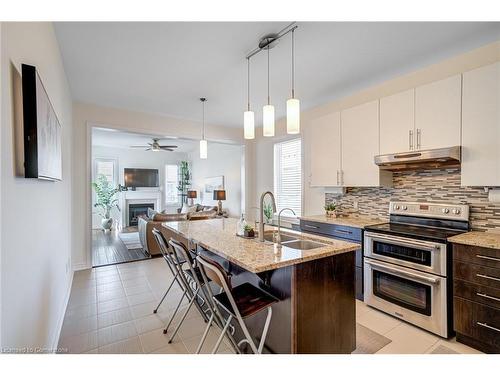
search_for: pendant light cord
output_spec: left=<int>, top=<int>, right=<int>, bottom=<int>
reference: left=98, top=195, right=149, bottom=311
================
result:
left=291, top=29, right=295, bottom=99
left=267, top=45, right=270, bottom=105
left=247, top=58, right=251, bottom=111
left=201, top=98, right=206, bottom=140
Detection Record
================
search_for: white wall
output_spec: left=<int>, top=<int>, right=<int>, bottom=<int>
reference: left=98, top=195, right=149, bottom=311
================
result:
left=188, top=143, right=244, bottom=218
left=1, top=23, right=73, bottom=351
left=91, top=144, right=189, bottom=228
left=72, top=102, right=243, bottom=270
left=247, top=41, right=500, bottom=220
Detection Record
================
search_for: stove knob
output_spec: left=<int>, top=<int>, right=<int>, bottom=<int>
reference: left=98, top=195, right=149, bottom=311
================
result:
left=394, top=205, right=400, bottom=210
left=402, top=205, right=408, bottom=211
left=452, top=208, right=461, bottom=215
left=442, top=208, right=450, bottom=214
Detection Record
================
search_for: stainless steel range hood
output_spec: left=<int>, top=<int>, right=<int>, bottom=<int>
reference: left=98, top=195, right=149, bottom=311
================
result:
left=374, top=146, right=461, bottom=171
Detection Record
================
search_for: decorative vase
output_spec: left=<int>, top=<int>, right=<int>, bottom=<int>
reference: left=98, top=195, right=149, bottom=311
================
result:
left=326, top=210, right=337, bottom=218
left=244, top=229, right=255, bottom=238
left=102, top=217, right=113, bottom=231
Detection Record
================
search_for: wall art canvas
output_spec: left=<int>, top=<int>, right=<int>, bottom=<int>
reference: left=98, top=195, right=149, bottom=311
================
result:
left=204, top=175, right=224, bottom=194
left=22, top=64, right=62, bottom=181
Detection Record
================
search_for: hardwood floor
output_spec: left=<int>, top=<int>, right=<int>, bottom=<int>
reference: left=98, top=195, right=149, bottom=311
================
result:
left=92, top=228, right=150, bottom=267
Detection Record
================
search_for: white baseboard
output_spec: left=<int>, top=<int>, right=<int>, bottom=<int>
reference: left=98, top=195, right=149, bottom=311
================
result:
left=51, top=269, right=74, bottom=353
left=72, top=262, right=91, bottom=271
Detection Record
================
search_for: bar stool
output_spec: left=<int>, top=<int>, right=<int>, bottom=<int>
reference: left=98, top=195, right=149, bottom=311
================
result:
left=151, top=229, right=189, bottom=333
left=197, top=254, right=279, bottom=354
left=167, top=239, right=242, bottom=354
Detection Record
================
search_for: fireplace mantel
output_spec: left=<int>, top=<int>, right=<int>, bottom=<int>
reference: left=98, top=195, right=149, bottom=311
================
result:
left=120, top=190, right=162, bottom=229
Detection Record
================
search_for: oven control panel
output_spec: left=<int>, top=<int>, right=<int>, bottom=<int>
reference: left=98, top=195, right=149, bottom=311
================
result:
left=389, top=201, right=469, bottom=221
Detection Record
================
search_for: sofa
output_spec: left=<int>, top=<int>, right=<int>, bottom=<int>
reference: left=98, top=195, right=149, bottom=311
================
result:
left=138, top=204, right=218, bottom=256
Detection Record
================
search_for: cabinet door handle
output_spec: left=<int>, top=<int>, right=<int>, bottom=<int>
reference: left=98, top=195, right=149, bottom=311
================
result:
left=336, top=170, right=340, bottom=185
left=476, top=273, right=500, bottom=283
left=341, top=170, right=344, bottom=185
left=477, top=322, right=500, bottom=333
left=476, top=254, right=500, bottom=263
left=476, top=292, right=500, bottom=303
left=409, top=130, right=414, bottom=150
left=304, top=224, right=320, bottom=229
left=416, top=129, right=421, bottom=149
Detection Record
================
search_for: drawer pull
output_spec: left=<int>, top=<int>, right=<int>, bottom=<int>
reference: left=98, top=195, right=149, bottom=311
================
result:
left=477, top=273, right=500, bottom=283
left=304, top=224, right=319, bottom=229
left=476, top=292, right=500, bottom=303
left=334, top=229, right=353, bottom=235
left=476, top=254, right=500, bottom=263
left=477, top=322, right=500, bottom=333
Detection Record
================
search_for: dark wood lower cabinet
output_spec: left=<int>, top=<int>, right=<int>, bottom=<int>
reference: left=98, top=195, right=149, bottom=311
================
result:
left=453, top=243, right=500, bottom=353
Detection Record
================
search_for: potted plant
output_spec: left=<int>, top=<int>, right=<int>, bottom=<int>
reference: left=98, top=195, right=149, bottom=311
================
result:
left=263, top=202, right=273, bottom=224
left=92, top=174, right=121, bottom=231
left=243, top=224, right=255, bottom=238
left=177, top=161, right=192, bottom=209
left=324, top=202, right=338, bottom=218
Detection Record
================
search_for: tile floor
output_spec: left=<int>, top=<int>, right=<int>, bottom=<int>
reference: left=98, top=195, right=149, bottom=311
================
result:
left=59, top=257, right=482, bottom=354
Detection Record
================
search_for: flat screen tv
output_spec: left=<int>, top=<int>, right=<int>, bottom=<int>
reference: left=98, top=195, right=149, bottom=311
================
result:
left=22, top=64, right=62, bottom=181
left=124, top=168, right=159, bottom=188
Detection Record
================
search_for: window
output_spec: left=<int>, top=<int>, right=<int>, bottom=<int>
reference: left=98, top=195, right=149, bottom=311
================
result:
left=94, top=159, right=116, bottom=184
left=274, top=138, right=302, bottom=217
left=165, top=164, right=179, bottom=205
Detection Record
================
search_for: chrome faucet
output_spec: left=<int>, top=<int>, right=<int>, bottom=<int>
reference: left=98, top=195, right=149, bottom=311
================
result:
left=258, top=191, right=277, bottom=242
left=276, top=208, right=296, bottom=248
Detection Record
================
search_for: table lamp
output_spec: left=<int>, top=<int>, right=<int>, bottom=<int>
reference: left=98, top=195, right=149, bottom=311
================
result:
left=187, top=190, right=197, bottom=206
left=213, top=190, right=226, bottom=215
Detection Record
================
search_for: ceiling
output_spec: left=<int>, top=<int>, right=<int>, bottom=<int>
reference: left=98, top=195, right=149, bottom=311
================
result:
left=55, top=22, right=500, bottom=128
left=92, top=127, right=198, bottom=153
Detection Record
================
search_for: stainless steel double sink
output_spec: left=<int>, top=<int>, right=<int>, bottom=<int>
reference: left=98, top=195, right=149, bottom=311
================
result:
left=262, top=232, right=325, bottom=250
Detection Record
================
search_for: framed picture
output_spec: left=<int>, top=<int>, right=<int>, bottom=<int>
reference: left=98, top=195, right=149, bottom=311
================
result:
left=204, top=176, right=224, bottom=194
left=22, top=64, right=62, bottom=181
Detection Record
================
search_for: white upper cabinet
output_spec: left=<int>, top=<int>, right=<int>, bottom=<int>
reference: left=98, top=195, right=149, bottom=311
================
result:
left=380, top=89, right=415, bottom=154
left=415, top=75, right=462, bottom=150
left=461, top=62, right=500, bottom=187
left=309, top=111, right=342, bottom=187
left=342, top=100, right=390, bottom=187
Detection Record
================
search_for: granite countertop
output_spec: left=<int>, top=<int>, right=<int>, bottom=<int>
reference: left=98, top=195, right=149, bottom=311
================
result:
left=449, top=231, right=500, bottom=250
left=163, top=218, right=359, bottom=273
left=299, top=214, right=387, bottom=229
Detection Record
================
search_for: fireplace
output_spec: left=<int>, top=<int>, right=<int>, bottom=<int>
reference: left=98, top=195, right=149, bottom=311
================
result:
left=128, top=203, right=154, bottom=226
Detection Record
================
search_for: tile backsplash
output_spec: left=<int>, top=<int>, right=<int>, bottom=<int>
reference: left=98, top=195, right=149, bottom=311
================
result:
left=325, top=168, right=500, bottom=232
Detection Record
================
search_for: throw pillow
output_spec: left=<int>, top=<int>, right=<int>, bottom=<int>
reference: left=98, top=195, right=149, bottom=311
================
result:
left=181, top=205, right=197, bottom=214
left=147, top=208, right=157, bottom=219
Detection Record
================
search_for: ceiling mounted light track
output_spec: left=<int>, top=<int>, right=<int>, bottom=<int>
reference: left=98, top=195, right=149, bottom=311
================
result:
left=243, top=22, right=300, bottom=139
left=199, top=97, right=208, bottom=159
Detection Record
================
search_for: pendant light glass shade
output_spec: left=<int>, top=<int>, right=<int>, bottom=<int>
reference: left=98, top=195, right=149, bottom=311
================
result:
left=286, top=98, right=300, bottom=134
left=199, top=98, right=207, bottom=159
left=244, top=110, right=255, bottom=139
left=263, top=105, right=275, bottom=137
left=199, top=139, right=208, bottom=159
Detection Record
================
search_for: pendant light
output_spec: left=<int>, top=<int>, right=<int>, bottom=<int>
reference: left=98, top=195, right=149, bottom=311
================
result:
left=243, top=58, right=255, bottom=140
left=262, top=46, right=275, bottom=137
left=287, top=29, right=300, bottom=134
left=199, top=98, right=208, bottom=159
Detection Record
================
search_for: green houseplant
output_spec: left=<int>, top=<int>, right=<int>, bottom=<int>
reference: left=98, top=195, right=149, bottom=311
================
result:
left=92, top=174, right=121, bottom=230
left=177, top=161, right=192, bottom=206
left=324, top=202, right=338, bottom=218
left=243, top=224, right=255, bottom=238
left=263, top=202, right=273, bottom=224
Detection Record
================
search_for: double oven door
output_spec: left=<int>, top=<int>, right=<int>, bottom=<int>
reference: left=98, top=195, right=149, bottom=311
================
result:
left=363, top=231, right=449, bottom=337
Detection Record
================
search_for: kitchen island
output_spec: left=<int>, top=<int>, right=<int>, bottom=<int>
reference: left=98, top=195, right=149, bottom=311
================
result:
left=163, top=218, right=359, bottom=354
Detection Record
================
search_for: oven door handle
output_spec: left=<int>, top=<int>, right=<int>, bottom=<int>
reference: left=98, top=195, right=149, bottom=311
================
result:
left=365, top=232, right=442, bottom=251
left=365, top=258, right=441, bottom=285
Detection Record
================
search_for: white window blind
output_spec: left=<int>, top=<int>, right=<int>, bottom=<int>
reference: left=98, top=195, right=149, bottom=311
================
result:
left=95, top=160, right=115, bottom=184
left=274, top=138, right=302, bottom=217
left=165, top=164, right=179, bottom=205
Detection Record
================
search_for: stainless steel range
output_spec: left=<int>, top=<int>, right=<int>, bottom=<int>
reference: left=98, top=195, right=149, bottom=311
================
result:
left=363, top=201, right=469, bottom=338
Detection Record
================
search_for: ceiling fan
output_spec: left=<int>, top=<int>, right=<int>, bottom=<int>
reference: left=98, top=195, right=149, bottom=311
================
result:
left=130, top=138, right=178, bottom=152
